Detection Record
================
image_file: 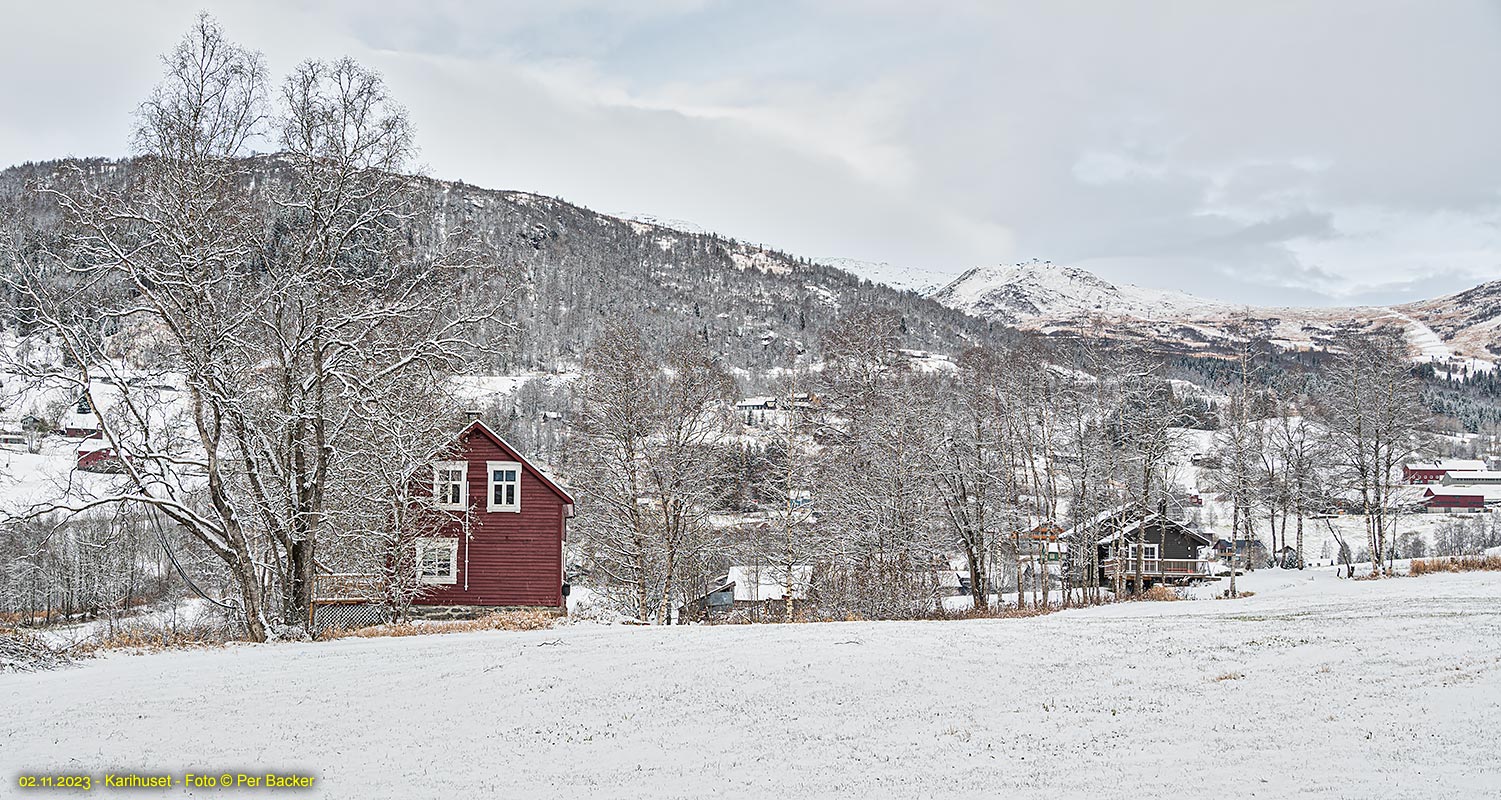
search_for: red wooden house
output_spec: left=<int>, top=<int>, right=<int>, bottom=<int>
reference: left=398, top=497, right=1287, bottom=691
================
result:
left=410, top=420, right=574, bottom=615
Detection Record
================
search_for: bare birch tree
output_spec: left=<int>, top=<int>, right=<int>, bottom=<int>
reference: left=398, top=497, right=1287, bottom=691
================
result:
left=1317, top=330, right=1428, bottom=577
left=2, top=16, right=494, bottom=639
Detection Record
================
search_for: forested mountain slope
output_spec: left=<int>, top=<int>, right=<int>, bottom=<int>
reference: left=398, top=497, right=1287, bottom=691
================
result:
left=0, top=157, right=1005, bottom=385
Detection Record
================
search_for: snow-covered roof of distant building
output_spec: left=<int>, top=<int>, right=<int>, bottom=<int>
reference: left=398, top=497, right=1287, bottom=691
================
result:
left=1424, top=486, right=1489, bottom=498
left=1442, top=470, right=1501, bottom=482
left=722, top=565, right=812, bottom=602
left=1406, top=459, right=1487, bottom=472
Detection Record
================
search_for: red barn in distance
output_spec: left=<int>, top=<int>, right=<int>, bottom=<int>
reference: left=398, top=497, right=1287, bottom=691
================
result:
left=1403, top=459, right=1487, bottom=484
left=409, top=420, right=574, bottom=617
left=76, top=438, right=124, bottom=473
left=1421, top=486, right=1487, bottom=513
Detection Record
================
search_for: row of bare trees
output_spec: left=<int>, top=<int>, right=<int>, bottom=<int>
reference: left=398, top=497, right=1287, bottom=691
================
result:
left=1210, top=329, right=1429, bottom=591
left=569, top=310, right=1436, bottom=621
left=567, top=311, right=1213, bottom=620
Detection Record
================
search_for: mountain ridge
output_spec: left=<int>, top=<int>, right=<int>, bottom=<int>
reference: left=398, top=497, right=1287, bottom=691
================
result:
left=929, top=259, right=1501, bottom=371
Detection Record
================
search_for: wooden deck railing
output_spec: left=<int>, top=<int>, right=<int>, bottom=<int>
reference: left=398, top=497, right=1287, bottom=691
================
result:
left=1099, top=558, right=1210, bottom=576
left=312, top=573, right=381, bottom=603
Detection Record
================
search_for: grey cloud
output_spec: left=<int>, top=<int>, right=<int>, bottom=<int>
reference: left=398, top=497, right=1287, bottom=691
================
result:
left=2, top=0, right=1498, bottom=306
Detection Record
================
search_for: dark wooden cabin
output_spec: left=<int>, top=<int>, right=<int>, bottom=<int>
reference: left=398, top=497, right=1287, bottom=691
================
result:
left=1074, top=507, right=1213, bottom=591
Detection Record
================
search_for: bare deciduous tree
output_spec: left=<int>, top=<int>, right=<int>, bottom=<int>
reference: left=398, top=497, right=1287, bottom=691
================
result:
left=3, top=16, right=496, bottom=640
left=570, top=328, right=735, bottom=623
left=1317, top=330, right=1428, bottom=578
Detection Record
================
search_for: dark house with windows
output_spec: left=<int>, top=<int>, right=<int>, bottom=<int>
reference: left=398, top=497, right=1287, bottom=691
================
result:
left=1072, top=506, right=1214, bottom=591
left=409, top=419, right=574, bottom=616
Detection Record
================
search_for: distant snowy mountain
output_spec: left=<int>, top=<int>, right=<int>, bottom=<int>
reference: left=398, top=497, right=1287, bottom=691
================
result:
left=931, top=260, right=1228, bottom=324
left=929, top=260, right=1501, bottom=369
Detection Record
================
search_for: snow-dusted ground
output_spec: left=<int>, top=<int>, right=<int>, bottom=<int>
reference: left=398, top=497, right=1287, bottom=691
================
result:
left=4, top=570, right=1499, bottom=798
left=0, top=438, right=124, bottom=514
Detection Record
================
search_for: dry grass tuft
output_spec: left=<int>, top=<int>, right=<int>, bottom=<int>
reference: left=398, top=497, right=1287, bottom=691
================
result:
left=326, top=609, right=558, bottom=640
left=1141, top=585, right=1179, bottom=602
left=1410, top=555, right=1501, bottom=576
left=924, top=595, right=1113, bottom=621
left=76, top=617, right=241, bottom=655
left=1212, top=671, right=1245, bottom=682
left=928, top=605, right=1054, bottom=621
left=1217, top=589, right=1256, bottom=599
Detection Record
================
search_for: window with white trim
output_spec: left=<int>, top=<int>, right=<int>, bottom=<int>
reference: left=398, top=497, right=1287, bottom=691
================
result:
left=433, top=461, right=467, bottom=511
left=487, top=461, right=522, bottom=512
left=1129, top=543, right=1160, bottom=561
left=416, top=537, right=458, bottom=584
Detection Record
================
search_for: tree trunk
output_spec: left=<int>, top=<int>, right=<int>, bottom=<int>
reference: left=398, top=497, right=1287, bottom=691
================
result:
left=1014, top=532, right=1025, bottom=610
left=966, top=546, right=987, bottom=610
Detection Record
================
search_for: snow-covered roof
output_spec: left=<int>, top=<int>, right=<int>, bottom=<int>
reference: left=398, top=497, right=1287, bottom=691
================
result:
left=1442, top=470, right=1501, bottom=482
left=723, top=565, right=812, bottom=602
left=1425, top=486, right=1489, bottom=498
left=1406, top=459, right=1487, bottom=472
left=1089, top=512, right=1212, bottom=547
left=1065, top=504, right=1131, bottom=538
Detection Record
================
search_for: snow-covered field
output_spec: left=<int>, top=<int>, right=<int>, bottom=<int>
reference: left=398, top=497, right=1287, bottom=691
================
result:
left=4, top=569, right=1499, bottom=798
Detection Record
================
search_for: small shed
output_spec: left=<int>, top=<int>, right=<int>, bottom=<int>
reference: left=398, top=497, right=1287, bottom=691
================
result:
left=679, top=564, right=812, bottom=622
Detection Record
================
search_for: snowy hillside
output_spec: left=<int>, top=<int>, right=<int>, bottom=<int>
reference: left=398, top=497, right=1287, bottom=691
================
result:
left=617, top=212, right=709, bottom=236
left=1397, top=279, right=1501, bottom=371
left=814, top=257, right=954, bottom=295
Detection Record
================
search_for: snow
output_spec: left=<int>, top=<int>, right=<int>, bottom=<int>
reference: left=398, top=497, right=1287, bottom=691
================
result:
left=1384, top=310, right=1495, bottom=375
left=724, top=564, right=811, bottom=602
left=617, top=212, right=709, bottom=236
left=931, top=260, right=1229, bottom=323
left=33, top=598, right=226, bottom=648
left=728, top=249, right=793, bottom=276
left=925, top=263, right=1501, bottom=368
left=6, top=572, right=1500, bottom=798
left=1407, top=459, right=1488, bottom=473
left=814, top=256, right=954, bottom=295
left=449, top=374, right=533, bottom=401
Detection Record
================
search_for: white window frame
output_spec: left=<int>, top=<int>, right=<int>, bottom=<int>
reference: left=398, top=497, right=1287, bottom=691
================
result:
left=487, top=460, right=522, bottom=513
left=433, top=461, right=468, bottom=511
left=415, top=537, right=459, bottom=585
left=1129, top=543, right=1161, bottom=561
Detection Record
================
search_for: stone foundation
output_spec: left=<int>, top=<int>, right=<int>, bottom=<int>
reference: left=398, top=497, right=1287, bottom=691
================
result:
left=405, top=604, right=566, bottom=621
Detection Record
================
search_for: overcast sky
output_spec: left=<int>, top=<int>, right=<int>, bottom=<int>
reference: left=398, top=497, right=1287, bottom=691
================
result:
left=3, top=1, right=1498, bottom=306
